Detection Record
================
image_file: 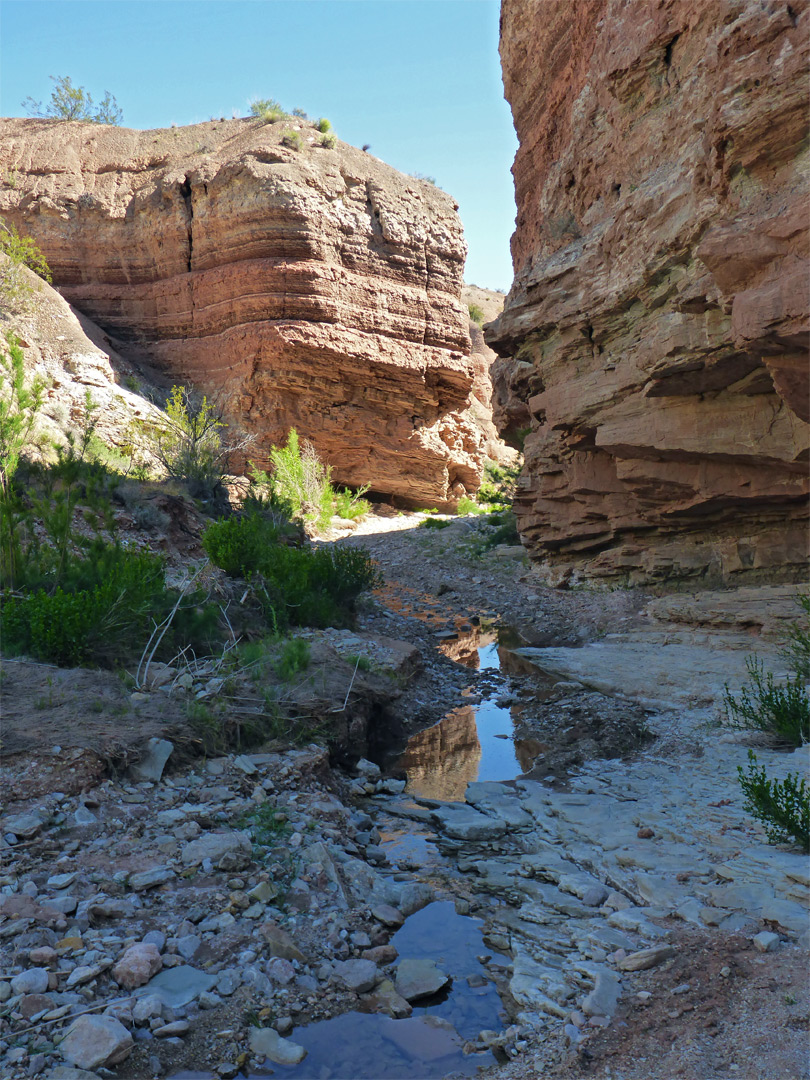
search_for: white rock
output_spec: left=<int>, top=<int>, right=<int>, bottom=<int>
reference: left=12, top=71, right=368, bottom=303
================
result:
left=58, top=1014, right=133, bottom=1070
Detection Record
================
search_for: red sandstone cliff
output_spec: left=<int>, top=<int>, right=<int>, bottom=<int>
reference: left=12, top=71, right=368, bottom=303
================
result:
left=489, top=0, right=809, bottom=583
left=0, top=117, right=488, bottom=507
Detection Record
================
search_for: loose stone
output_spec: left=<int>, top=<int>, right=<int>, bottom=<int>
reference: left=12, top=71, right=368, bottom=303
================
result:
left=58, top=1015, right=134, bottom=1070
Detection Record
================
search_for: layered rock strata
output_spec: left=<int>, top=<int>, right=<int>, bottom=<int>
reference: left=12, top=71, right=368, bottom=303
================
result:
left=0, top=117, right=486, bottom=506
left=489, top=0, right=809, bottom=583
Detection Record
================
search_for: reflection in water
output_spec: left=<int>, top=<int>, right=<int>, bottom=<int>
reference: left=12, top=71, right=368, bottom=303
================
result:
left=241, top=901, right=503, bottom=1080
left=397, top=706, right=481, bottom=801
left=398, top=627, right=551, bottom=800
left=515, top=736, right=549, bottom=773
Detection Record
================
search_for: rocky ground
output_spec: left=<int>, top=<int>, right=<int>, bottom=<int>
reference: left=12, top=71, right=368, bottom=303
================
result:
left=1, top=507, right=808, bottom=1080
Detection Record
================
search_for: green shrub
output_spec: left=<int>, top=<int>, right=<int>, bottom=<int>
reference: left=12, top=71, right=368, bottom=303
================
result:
left=252, top=429, right=344, bottom=532
left=140, top=385, right=252, bottom=500
left=281, top=129, right=303, bottom=151
left=22, top=76, right=122, bottom=124
left=274, top=636, right=310, bottom=681
left=468, top=303, right=485, bottom=326
left=319, top=132, right=337, bottom=150
left=0, top=220, right=53, bottom=309
left=781, top=592, right=810, bottom=680
left=723, top=657, right=809, bottom=747
left=2, top=544, right=165, bottom=666
left=456, top=495, right=485, bottom=516
left=738, top=750, right=809, bottom=851
left=316, top=117, right=331, bottom=133
left=419, top=516, right=450, bottom=530
left=0, top=331, right=45, bottom=496
left=250, top=98, right=287, bottom=122
left=333, top=485, right=370, bottom=521
left=203, top=512, right=381, bottom=629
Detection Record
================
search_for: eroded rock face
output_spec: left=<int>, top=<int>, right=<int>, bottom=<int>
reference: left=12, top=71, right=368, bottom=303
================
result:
left=0, top=117, right=487, bottom=506
left=489, top=0, right=809, bottom=583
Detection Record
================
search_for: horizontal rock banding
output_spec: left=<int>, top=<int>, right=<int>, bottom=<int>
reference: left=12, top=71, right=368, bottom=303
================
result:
left=489, top=0, right=809, bottom=583
left=0, top=117, right=486, bottom=505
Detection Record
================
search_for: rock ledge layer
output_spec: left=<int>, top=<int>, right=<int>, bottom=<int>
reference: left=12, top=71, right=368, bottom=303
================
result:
left=489, top=0, right=809, bottom=583
left=1, top=117, right=487, bottom=506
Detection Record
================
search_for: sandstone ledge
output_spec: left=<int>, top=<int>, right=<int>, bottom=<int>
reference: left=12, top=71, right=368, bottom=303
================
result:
left=488, top=0, right=809, bottom=584
left=0, top=116, right=488, bottom=506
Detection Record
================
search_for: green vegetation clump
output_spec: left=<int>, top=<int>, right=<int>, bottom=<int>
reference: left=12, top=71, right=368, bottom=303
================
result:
left=249, top=98, right=287, bottom=122
left=22, top=76, right=122, bottom=124
left=140, top=385, right=253, bottom=501
left=456, top=495, right=486, bottom=516
left=723, top=657, right=809, bottom=747
left=0, top=220, right=53, bottom=309
left=728, top=593, right=810, bottom=850
left=250, top=429, right=369, bottom=531
left=202, top=511, right=381, bottom=629
left=281, top=129, right=303, bottom=151
left=468, top=303, right=486, bottom=326
left=0, top=332, right=44, bottom=495
left=0, top=377, right=218, bottom=668
left=320, top=132, right=337, bottom=150
left=738, top=750, right=809, bottom=851
left=781, top=593, right=810, bottom=679
left=316, top=118, right=331, bottom=133
left=477, top=459, right=520, bottom=510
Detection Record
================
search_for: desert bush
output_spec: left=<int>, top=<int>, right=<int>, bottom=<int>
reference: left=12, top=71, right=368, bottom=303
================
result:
left=0, top=331, right=45, bottom=496
left=274, top=636, right=310, bottom=681
left=468, top=303, right=485, bottom=326
left=780, top=592, right=810, bottom=680
left=319, top=132, right=337, bottom=150
left=140, top=385, right=253, bottom=500
left=251, top=430, right=333, bottom=531
left=250, top=98, right=287, bottom=122
left=738, top=750, right=809, bottom=851
left=456, top=495, right=485, bottom=516
left=723, top=657, right=809, bottom=747
left=333, top=485, right=370, bottom=521
left=281, top=129, right=303, bottom=151
left=22, top=76, right=123, bottom=124
left=2, top=544, right=165, bottom=666
left=0, top=220, right=53, bottom=309
left=203, top=512, right=381, bottom=629
left=316, top=118, right=331, bottom=133
left=201, top=512, right=283, bottom=578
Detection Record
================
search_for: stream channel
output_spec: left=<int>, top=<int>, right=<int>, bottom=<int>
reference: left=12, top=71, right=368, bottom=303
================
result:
left=180, top=627, right=553, bottom=1080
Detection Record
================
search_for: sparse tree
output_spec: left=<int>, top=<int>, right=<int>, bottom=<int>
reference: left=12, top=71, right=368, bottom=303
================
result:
left=22, top=76, right=123, bottom=125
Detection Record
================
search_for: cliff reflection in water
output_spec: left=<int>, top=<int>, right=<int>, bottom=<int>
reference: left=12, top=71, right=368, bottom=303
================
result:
left=397, top=706, right=481, bottom=802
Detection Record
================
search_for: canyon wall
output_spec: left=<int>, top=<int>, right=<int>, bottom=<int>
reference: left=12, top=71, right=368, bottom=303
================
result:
left=0, top=117, right=487, bottom=507
left=489, top=0, right=809, bottom=583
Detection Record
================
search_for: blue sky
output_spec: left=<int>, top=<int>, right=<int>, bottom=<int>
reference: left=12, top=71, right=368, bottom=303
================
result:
left=0, top=0, right=517, bottom=290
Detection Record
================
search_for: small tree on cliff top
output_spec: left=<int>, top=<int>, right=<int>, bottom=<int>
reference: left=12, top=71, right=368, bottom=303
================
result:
left=22, top=76, right=123, bottom=125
